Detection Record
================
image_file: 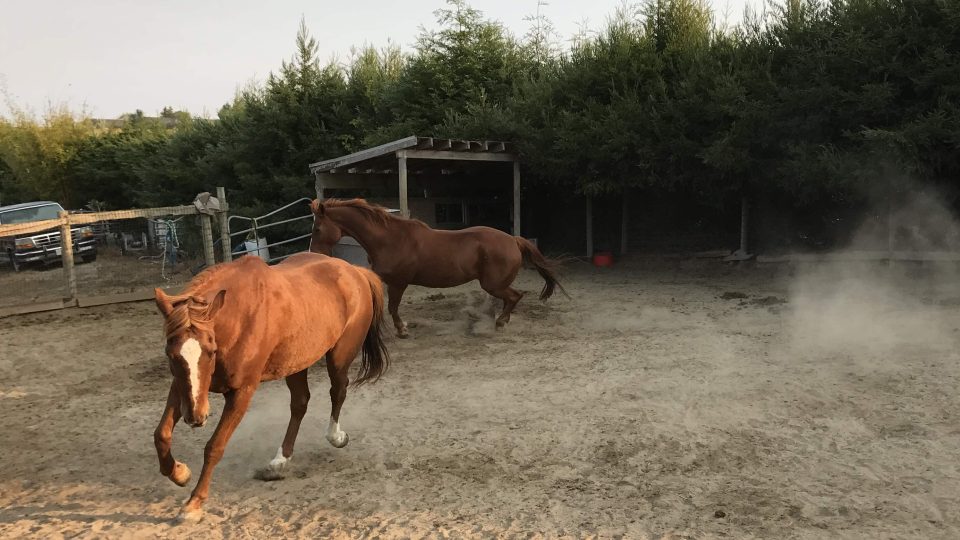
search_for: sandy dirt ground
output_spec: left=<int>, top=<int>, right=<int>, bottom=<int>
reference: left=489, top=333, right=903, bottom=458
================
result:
left=2, top=257, right=960, bottom=539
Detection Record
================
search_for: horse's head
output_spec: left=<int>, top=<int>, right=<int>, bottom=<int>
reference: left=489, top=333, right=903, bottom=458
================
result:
left=308, top=199, right=343, bottom=256
left=154, top=288, right=226, bottom=428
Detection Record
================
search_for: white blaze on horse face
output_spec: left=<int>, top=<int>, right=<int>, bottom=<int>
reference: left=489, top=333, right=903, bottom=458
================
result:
left=179, top=338, right=203, bottom=406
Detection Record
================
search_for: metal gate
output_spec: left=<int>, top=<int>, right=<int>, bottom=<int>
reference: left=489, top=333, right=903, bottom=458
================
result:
left=225, top=198, right=313, bottom=264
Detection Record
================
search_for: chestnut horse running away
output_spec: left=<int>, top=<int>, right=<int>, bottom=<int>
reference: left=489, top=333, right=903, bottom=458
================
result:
left=152, top=252, right=389, bottom=522
left=309, top=198, right=567, bottom=337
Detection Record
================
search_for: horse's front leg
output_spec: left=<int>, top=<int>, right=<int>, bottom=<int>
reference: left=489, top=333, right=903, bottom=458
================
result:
left=387, top=283, right=409, bottom=338
left=178, top=385, right=256, bottom=522
left=154, top=382, right=190, bottom=486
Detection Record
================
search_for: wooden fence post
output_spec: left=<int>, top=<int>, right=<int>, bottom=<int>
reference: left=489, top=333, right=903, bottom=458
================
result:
left=398, top=154, right=410, bottom=218
left=217, top=186, right=232, bottom=263
left=58, top=211, right=78, bottom=303
left=201, top=214, right=216, bottom=268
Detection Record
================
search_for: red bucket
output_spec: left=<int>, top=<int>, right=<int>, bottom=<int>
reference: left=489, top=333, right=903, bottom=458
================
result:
left=592, top=251, right=614, bottom=267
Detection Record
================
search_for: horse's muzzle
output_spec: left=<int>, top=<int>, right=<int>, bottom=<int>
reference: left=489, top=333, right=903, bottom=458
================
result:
left=184, top=409, right=207, bottom=428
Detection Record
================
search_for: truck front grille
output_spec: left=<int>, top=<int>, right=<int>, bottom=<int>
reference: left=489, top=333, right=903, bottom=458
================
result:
left=31, top=232, right=61, bottom=248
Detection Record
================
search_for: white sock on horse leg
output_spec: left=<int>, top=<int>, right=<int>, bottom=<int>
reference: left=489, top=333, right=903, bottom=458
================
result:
left=326, top=417, right=348, bottom=447
left=268, top=446, right=289, bottom=471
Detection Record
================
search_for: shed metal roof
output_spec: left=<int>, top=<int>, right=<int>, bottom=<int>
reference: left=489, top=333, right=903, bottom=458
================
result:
left=309, top=136, right=514, bottom=174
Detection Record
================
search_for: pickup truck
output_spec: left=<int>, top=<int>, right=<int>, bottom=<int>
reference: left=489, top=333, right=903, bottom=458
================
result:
left=0, top=201, right=98, bottom=272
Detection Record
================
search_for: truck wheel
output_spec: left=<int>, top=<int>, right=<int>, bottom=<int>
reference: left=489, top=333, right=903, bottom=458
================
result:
left=81, top=252, right=98, bottom=263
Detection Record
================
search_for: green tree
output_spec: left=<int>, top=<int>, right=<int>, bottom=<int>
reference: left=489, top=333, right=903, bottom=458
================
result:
left=0, top=103, right=98, bottom=206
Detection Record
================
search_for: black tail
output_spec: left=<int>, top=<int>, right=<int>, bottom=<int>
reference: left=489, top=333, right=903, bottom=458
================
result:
left=515, top=237, right=570, bottom=301
left=353, top=269, right=390, bottom=386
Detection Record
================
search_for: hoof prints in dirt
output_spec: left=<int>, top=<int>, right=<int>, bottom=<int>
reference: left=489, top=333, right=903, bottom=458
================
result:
left=720, top=291, right=788, bottom=311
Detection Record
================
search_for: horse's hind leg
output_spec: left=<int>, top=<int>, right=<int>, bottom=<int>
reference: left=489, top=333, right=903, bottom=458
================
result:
left=260, top=369, right=310, bottom=479
left=479, top=258, right=523, bottom=329
left=489, top=287, right=524, bottom=329
left=387, top=283, right=409, bottom=338
left=324, top=343, right=359, bottom=448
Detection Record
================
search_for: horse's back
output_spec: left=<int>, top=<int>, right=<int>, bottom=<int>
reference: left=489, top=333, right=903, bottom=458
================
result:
left=259, top=252, right=377, bottom=379
left=277, top=251, right=366, bottom=281
left=276, top=252, right=379, bottom=309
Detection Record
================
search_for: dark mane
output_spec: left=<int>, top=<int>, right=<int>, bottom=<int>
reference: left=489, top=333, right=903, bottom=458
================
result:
left=317, top=198, right=429, bottom=228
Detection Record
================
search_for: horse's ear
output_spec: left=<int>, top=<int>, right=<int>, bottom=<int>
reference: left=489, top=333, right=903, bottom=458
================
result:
left=310, top=199, right=324, bottom=217
left=155, top=288, right=174, bottom=317
left=207, top=289, right=227, bottom=318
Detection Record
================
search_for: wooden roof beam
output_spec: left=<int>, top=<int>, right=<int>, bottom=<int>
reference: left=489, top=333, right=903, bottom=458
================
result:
left=398, top=149, right=516, bottom=162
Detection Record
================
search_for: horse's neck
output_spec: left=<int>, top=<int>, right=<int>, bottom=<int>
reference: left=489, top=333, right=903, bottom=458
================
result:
left=329, top=208, right=395, bottom=252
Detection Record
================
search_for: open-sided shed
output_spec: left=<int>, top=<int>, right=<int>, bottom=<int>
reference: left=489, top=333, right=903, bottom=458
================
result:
left=309, top=136, right=521, bottom=235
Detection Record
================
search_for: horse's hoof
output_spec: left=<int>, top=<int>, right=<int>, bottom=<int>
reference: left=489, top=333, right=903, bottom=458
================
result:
left=169, top=461, right=191, bottom=487
left=254, top=448, right=289, bottom=481
left=327, top=432, right=349, bottom=448
left=174, top=508, right=203, bottom=524
left=268, top=447, right=289, bottom=472
left=397, top=331, right=409, bottom=339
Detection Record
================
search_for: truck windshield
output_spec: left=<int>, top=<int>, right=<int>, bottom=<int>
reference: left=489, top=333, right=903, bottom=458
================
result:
left=0, top=204, right=63, bottom=225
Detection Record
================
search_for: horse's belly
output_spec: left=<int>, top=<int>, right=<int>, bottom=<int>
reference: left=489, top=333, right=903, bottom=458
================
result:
left=414, top=273, right=474, bottom=288
left=409, top=247, right=482, bottom=288
left=261, top=334, right=337, bottom=381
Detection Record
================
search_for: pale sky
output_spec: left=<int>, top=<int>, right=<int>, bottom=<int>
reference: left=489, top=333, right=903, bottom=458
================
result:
left=1, top=0, right=763, bottom=119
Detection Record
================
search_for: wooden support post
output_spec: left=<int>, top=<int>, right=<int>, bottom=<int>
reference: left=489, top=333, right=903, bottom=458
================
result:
left=586, top=196, right=594, bottom=258
left=887, top=184, right=894, bottom=266
left=201, top=213, right=216, bottom=268
left=398, top=155, right=410, bottom=218
left=513, top=160, right=521, bottom=236
left=739, top=194, right=749, bottom=254
left=58, top=211, right=77, bottom=303
left=217, top=186, right=232, bottom=263
left=315, top=172, right=330, bottom=200
left=620, top=193, right=628, bottom=255
left=724, top=192, right=754, bottom=261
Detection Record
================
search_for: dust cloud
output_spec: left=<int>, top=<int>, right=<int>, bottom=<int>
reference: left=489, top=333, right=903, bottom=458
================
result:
left=786, top=190, right=960, bottom=358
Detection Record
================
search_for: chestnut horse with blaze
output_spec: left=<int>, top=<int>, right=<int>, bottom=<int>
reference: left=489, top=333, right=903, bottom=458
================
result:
left=309, top=198, right=566, bottom=337
left=152, top=252, right=389, bottom=521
